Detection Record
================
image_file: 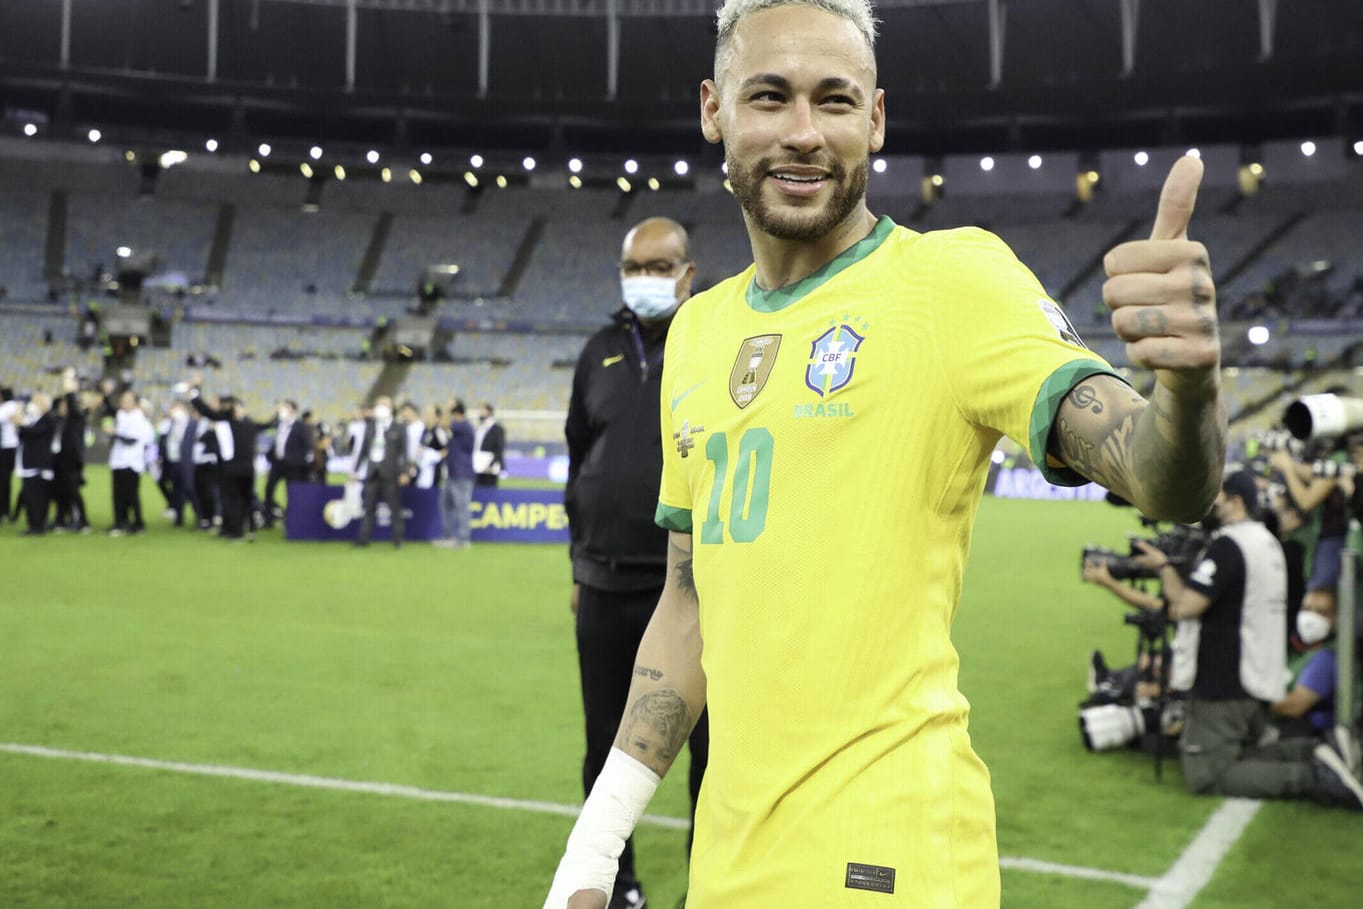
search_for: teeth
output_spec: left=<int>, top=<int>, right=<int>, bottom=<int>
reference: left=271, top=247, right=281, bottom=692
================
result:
left=774, top=173, right=822, bottom=183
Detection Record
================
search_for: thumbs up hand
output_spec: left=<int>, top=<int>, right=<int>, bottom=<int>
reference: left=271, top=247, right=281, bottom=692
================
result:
left=1102, top=156, right=1220, bottom=396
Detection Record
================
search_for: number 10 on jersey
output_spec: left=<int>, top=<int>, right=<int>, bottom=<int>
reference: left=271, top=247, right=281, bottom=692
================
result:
left=700, top=428, right=773, bottom=544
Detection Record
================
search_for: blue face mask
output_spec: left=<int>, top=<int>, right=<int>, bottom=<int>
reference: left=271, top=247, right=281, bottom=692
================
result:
left=621, top=275, right=681, bottom=321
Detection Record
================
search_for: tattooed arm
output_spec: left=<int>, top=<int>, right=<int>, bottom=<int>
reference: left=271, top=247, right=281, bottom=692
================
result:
left=614, top=531, right=706, bottom=776
left=1048, top=156, right=1226, bottom=523
left=1049, top=373, right=1225, bottom=523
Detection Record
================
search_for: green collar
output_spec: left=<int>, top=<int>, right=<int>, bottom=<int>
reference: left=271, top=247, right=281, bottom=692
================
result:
left=745, top=215, right=896, bottom=313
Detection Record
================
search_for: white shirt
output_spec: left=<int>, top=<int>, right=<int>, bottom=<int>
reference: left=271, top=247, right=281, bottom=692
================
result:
left=0, top=400, right=18, bottom=449
left=275, top=420, right=293, bottom=460
left=110, top=408, right=155, bottom=473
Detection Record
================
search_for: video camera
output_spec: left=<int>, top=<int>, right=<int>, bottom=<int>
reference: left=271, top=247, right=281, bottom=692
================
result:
left=1080, top=521, right=1208, bottom=583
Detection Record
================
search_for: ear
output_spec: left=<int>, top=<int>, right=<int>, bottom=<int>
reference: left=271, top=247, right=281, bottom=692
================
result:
left=700, top=79, right=724, bottom=144
left=868, top=87, right=886, bottom=154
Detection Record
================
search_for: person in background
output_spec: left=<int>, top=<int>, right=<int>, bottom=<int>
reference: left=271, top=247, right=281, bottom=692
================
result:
left=108, top=390, right=154, bottom=536
left=263, top=398, right=313, bottom=528
left=0, top=386, right=18, bottom=524
left=12, top=391, right=58, bottom=535
left=563, top=216, right=708, bottom=909
left=473, top=402, right=505, bottom=488
left=437, top=399, right=476, bottom=549
left=352, top=395, right=411, bottom=548
left=50, top=371, right=88, bottom=533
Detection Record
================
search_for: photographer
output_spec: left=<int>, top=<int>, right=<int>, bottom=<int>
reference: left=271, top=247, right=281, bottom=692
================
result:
left=1133, top=470, right=1363, bottom=809
left=1267, top=441, right=1352, bottom=594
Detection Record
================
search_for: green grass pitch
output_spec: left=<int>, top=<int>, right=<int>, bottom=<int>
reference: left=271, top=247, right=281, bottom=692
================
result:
left=1, top=468, right=1356, bottom=907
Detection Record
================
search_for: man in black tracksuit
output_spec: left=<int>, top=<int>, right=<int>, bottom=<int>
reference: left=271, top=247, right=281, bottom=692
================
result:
left=563, top=217, right=708, bottom=909
left=51, top=381, right=89, bottom=531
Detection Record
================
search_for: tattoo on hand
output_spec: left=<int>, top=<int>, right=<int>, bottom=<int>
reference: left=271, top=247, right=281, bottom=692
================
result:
left=622, top=689, right=691, bottom=768
left=633, top=664, right=663, bottom=681
left=1134, top=308, right=1169, bottom=337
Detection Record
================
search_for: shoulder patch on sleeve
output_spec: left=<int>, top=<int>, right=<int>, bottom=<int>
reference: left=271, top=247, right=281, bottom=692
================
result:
left=1038, top=299, right=1089, bottom=350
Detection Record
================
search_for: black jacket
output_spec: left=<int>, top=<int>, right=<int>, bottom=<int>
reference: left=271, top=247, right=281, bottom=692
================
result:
left=18, top=411, right=59, bottom=474
left=190, top=395, right=258, bottom=478
left=56, top=392, right=85, bottom=468
left=269, top=420, right=314, bottom=469
left=564, top=307, right=672, bottom=592
left=354, top=418, right=410, bottom=482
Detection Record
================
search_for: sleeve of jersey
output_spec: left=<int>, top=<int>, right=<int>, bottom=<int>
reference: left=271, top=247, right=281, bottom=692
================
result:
left=654, top=318, right=694, bottom=534
left=928, top=227, right=1126, bottom=487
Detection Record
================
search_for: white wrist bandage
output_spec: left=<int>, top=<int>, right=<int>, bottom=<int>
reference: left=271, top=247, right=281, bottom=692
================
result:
left=543, top=748, right=661, bottom=908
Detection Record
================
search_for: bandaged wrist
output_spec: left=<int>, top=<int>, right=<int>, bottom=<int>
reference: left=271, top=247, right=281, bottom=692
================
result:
left=543, top=748, right=661, bottom=907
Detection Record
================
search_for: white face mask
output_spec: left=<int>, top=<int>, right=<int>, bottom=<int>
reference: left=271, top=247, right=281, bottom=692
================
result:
left=621, top=275, right=681, bottom=321
left=278, top=408, right=291, bottom=423
left=373, top=405, right=392, bottom=423
left=1297, top=610, right=1332, bottom=645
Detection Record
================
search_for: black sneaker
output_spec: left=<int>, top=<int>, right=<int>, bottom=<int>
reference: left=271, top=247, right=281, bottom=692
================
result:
left=1311, top=743, right=1363, bottom=810
left=1087, top=650, right=1109, bottom=695
left=609, top=881, right=647, bottom=909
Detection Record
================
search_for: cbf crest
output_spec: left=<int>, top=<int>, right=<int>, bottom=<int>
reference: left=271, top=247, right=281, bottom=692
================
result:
left=729, top=334, right=782, bottom=408
left=805, top=321, right=866, bottom=397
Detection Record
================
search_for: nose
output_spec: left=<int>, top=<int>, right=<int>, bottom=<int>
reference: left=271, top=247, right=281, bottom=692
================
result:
left=781, top=98, right=823, bottom=156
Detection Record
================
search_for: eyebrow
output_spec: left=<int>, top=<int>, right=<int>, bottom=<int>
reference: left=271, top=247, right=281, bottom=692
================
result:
left=737, top=74, right=865, bottom=101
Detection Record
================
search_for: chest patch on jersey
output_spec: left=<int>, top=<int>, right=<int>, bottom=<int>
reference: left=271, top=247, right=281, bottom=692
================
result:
left=805, top=323, right=865, bottom=397
left=846, top=862, right=895, bottom=894
left=729, top=334, right=783, bottom=408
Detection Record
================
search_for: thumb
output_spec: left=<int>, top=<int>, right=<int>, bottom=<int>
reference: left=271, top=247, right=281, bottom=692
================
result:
left=1149, top=155, right=1204, bottom=241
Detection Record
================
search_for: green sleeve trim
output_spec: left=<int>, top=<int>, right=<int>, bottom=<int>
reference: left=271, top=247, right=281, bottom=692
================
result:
left=1027, top=358, right=1128, bottom=487
left=655, top=502, right=694, bottom=533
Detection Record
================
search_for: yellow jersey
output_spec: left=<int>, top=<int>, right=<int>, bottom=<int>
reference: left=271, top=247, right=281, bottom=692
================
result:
left=655, top=216, right=1118, bottom=908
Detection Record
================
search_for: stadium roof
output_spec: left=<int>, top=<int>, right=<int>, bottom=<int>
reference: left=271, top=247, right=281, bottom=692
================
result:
left=1, top=0, right=1361, bottom=160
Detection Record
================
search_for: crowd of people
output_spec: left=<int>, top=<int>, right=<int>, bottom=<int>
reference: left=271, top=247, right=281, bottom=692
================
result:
left=1080, top=429, right=1363, bottom=810
left=0, top=370, right=507, bottom=547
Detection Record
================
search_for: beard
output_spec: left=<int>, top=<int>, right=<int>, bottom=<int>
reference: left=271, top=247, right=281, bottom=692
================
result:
left=726, top=150, right=869, bottom=242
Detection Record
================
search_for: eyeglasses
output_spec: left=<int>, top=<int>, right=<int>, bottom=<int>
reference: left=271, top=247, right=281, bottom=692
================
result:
left=619, top=259, right=689, bottom=278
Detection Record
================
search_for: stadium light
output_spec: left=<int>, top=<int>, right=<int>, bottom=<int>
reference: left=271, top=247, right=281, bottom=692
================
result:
left=1247, top=325, right=1270, bottom=345
left=366, top=150, right=380, bottom=164
left=334, top=165, right=346, bottom=181
left=1185, top=148, right=1201, bottom=159
left=23, top=123, right=37, bottom=137
left=464, top=171, right=479, bottom=187
left=1028, top=155, right=1043, bottom=170
left=1354, top=140, right=1363, bottom=156
left=469, top=154, right=483, bottom=168
left=309, top=145, right=323, bottom=161
left=568, top=175, right=582, bottom=189
left=674, top=160, right=689, bottom=176
left=617, top=176, right=633, bottom=192
left=1133, top=150, right=1149, bottom=166
left=116, top=246, right=132, bottom=258
left=495, top=175, right=508, bottom=189
left=88, top=129, right=102, bottom=143
left=721, top=161, right=728, bottom=175
left=647, top=177, right=661, bottom=191
left=258, top=143, right=272, bottom=157
left=1300, top=140, right=1317, bottom=157
left=421, top=152, right=434, bottom=166
left=380, top=167, right=392, bottom=183
left=300, top=162, right=314, bottom=178
left=124, top=150, right=136, bottom=162
left=872, top=158, right=887, bottom=174
left=979, top=156, right=995, bottom=172
left=522, top=156, right=536, bottom=171
left=568, top=157, right=583, bottom=174
left=409, top=169, right=423, bottom=185
left=624, top=159, right=639, bottom=175
left=205, top=138, right=218, bottom=153
left=159, top=150, right=188, bottom=169
left=248, top=159, right=261, bottom=174
left=930, top=174, right=944, bottom=187
left=722, top=178, right=733, bottom=194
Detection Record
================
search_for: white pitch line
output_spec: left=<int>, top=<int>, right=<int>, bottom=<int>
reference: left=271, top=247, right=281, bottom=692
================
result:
left=0, top=742, right=689, bottom=831
left=1132, top=798, right=1262, bottom=909
left=3, top=741, right=1172, bottom=892
left=999, top=856, right=1158, bottom=891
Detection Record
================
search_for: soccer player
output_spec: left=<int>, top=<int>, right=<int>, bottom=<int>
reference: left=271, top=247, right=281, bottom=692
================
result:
left=545, top=1, right=1225, bottom=906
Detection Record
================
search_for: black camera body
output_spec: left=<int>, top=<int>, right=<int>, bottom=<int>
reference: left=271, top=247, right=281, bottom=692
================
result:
left=1081, top=523, right=1208, bottom=583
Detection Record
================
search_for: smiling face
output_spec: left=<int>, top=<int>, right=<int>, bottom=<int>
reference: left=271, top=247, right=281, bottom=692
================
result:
left=702, top=5, right=885, bottom=242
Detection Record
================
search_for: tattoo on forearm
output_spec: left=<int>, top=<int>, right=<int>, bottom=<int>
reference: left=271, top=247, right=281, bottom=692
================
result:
left=633, top=664, right=663, bottom=681
left=622, top=688, right=691, bottom=769
left=1068, top=384, right=1103, bottom=414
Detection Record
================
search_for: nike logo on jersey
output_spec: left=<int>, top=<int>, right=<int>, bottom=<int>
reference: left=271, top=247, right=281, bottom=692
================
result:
left=602, top=355, right=625, bottom=367
left=670, top=382, right=705, bottom=411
